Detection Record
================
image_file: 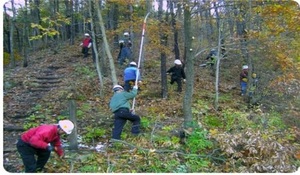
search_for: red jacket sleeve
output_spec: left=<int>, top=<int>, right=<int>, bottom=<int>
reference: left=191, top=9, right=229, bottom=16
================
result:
left=22, top=125, right=64, bottom=156
left=52, top=137, right=64, bottom=156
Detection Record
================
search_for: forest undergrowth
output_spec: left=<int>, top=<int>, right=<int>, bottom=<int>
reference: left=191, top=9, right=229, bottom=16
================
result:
left=3, top=44, right=300, bottom=173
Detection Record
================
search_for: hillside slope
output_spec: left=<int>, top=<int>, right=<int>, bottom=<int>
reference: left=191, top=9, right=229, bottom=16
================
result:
left=3, top=44, right=299, bottom=173
left=2, top=43, right=237, bottom=171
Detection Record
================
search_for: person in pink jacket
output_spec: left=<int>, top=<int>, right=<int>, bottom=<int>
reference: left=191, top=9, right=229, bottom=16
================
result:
left=16, top=120, right=74, bottom=173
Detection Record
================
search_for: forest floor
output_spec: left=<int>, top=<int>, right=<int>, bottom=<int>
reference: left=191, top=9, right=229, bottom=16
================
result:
left=3, top=44, right=299, bottom=173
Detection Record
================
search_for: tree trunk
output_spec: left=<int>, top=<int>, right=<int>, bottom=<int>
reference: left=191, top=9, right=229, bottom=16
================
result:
left=9, top=0, right=16, bottom=68
left=183, top=5, right=194, bottom=128
left=159, top=0, right=168, bottom=99
left=70, top=0, right=75, bottom=45
left=95, top=0, right=118, bottom=86
left=214, top=26, right=222, bottom=110
left=170, top=0, right=180, bottom=60
left=23, top=0, right=29, bottom=67
left=64, top=0, right=72, bottom=42
left=31, top=0, right=42, bottom=51
left=89, top=0, right=104, bottom=96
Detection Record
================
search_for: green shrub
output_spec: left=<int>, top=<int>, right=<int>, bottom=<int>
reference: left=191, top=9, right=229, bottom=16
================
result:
left=79, top=165, right=99, bottom=172
left=3, top=51, right=22, bottom=66
left=81, top=103, right=91, bottom=111
left=184, top=156, right=210, bottom=172
left=24, top=114, right=42, bottom=130
left=203, top=115, right=222, bottom=128
left=185, top=128, right=213, bottom=153
left=140, top=117, right=151, bottom=129
left=83, top=127, right=106, bottom=142
left=76, top=110, right=84, bottom=118
left=268, top=111, right=286, bottom=130
left=74, top=65, right=96, bottom=77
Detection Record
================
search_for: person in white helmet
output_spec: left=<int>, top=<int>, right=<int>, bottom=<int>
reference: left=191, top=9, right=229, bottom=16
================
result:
left=240, top=65, right=249, bottom=96
left=123, top=61, right=141, bottom=91
left=123, top=32, right=132, bottom=47
left=16, top=120, right=74, bottom=172
left=117, top=32, right=132, bottom=63
left=167, top=59, right=186, bottom=92
left=80, top=33, right=92, bottom=58
left=109, top=85, right=141, bottom=140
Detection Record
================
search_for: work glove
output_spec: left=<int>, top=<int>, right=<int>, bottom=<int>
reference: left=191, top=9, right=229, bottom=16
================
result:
left=88, top=43, right=92, bottom=48
left=47, top=145, right=54, bottom=151
left=242, top=78, right=248, bottom=82
left=133, top=85, right=138, bottom=89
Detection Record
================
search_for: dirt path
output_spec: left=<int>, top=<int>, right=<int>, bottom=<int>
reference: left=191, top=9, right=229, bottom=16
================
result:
left=3, top=47, right=91, bottom=172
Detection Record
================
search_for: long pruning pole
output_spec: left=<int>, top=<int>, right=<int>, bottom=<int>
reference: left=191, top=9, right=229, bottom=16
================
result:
left=132, top=12, right=151, bottom=112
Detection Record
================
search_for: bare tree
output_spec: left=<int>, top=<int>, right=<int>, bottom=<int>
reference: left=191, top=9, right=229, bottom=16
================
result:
left=9, top=0, right=16, bottom=68
left=183, top=3, right=194, bottom=128
left=88, top=0, right=104, bottom=96
left=170, top=0, right=180, bottom=60
left=158, top=0, right=168, bottom=99
left=22, top=0, right=29, bottom=67
left=214, top=26, right=223, bottom=110
left=95, top=0, right=118, bottom=86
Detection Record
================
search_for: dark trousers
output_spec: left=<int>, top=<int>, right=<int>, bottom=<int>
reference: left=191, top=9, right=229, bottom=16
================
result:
left=82, top=47, right=89, bottom=57
left=124, top=80, right=135, bottom=91
left=112, top=108, right=140, bottom=140
left=16, top=139, right=51, bottom=173
left=171, top=78, right=182, bottom=92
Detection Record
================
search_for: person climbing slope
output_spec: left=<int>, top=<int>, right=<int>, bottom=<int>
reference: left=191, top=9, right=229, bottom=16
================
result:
left=109, top=85, right=141, bottom=140
left=167, top=59, right=186, bottom=92
left=123, top=61, right=142, bottom=91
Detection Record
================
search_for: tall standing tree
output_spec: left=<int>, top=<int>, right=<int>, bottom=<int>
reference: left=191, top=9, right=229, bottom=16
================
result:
left=29, top=0, right=42, bottom=50
left=22, top=0, right=29, bottom=67
left=159, top=0, right=168, bottom=99
left=88, top=0, right=104, bottom=96
left=95, top=0, right=118, bottom=86
left=182, top=3, right=194, bottom=128
left=9, top=0, right=16, bottom=68
left=170, top=0, right=180, bottom=60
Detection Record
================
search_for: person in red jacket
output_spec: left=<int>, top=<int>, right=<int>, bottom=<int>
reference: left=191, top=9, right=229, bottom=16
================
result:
left=80, top=33, right=92, bottom=58
left=16, top=120, right=74, bottom=173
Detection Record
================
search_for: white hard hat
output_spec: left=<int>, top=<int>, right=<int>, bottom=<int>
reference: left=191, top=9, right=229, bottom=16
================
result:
left=242, top=65, right=249, bottom=70
left=124, top=32, right=129, bottom=36
left=130, top=61, right=137, bottom=66
left=84, top=33, right=90, bottom=37
left=119, top=40, right=124, bottom=44
left=174, top=59, right=182, bottom=65
left=58, top=120, right=74, bottom=134
left=113, top=85, right=124, bottom=92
